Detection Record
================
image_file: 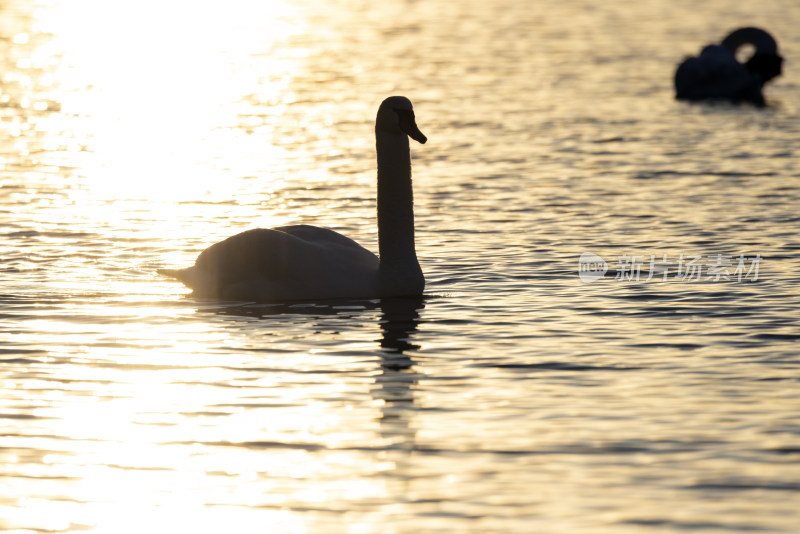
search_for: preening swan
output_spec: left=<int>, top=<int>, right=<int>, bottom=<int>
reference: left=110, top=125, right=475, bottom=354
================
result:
left=674, top=27, right=783, bottom=105
left=159, top=96, right=427, bottom=301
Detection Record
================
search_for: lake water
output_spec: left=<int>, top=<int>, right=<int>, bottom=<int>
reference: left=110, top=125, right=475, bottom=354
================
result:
left=1, top=0, right=799, bottom=532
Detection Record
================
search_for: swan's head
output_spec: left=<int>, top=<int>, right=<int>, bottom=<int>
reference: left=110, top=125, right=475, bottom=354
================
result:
left=376, top=96, right=427, bottom=144
left=746, top=53, right=783, bottom=83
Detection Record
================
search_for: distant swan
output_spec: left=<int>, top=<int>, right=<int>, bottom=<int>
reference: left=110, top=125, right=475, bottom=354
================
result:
left=674, top=27, right=783, bottom=106
left=159, top=96, right=428, bottom=301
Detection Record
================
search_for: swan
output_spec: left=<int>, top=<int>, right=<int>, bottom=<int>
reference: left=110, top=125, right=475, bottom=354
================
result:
left=159, top=96, right=428, bottom=301
left=674, top=27, right=783, bottom=105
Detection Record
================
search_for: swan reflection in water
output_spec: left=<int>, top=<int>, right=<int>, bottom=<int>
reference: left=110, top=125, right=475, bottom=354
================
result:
left=675, top=27, right=783, bottom=106
left=210, top=296, right=425, bottom=449
left=371, top=297, right=424, bottom=451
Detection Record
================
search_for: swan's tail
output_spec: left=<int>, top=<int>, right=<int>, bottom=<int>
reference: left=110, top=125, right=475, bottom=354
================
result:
left=158, top=266, right=212, bottom=294
left=158, top=267, right=191, bottom=283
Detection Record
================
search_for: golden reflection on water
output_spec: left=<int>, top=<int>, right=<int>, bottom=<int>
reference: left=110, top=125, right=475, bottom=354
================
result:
left=3, top=0, right=800, bottom=532
left=30, top=0, right=303, bottom=202
left=1, top=2, right=404, bottom=532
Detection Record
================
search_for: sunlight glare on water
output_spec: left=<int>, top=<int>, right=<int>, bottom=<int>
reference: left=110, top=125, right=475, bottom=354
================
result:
left=1, top=0, right=799, bottom=532
left=37, top=0, right=304, bottom=202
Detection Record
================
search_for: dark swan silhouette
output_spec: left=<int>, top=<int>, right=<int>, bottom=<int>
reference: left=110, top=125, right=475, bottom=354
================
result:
left=674, top=27, right=783, bottom=106
left=159, top=96, right=427, bottom=301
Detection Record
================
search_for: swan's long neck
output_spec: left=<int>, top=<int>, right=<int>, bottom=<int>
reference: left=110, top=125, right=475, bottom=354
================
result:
left=376, top=131, right=418, bottom=268
left=721, top=28, right=778, bottom=55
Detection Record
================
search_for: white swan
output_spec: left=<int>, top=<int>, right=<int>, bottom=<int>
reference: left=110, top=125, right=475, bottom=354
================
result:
left=159, top=96, right=427, bottom=301
left=674, top=27, right=783, bottom=105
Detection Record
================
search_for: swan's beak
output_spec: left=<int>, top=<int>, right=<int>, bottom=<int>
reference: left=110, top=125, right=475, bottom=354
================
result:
left=397, top=110, right=427, bottom=144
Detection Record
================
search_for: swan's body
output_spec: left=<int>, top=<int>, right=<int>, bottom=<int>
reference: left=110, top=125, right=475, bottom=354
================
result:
left=159, top=96, right=427, bottom=301
left=675, top=27, right=783, bottom=105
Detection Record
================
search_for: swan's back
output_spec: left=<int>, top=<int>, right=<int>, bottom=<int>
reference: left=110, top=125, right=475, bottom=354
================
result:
left=166, top=225, right=380, bottom=300
left=675, top=45, right=753, bottom=101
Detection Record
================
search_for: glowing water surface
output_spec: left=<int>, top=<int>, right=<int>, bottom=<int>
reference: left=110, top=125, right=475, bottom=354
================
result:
left=1, top=0, right=799, bottom=532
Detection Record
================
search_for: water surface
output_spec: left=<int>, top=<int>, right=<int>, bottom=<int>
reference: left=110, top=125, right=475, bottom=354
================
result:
left=1, top=0, right=799, bottom=532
